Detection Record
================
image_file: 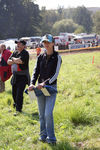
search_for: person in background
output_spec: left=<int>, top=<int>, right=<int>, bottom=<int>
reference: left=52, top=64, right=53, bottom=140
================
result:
left=0, top=44, right=12, bottom=92
left=28, top=34, right=62, bottom=144
left=7, top=40, right=30, bottom=116
left=36, top=44, right=41, bottom=56
left=7, top=46, right=11, bottom=51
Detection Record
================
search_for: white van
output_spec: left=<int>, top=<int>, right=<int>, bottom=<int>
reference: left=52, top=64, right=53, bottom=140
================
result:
left=28, top=36, right=42, bottom=49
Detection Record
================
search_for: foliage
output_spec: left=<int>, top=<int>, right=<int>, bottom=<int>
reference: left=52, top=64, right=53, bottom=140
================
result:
left=39, top=7, right=58, bottom=35
left=0, top=0, right=41, bottom=39
left=0, top=1, right=99, bottom=39
left=0, top=51, right=100, bottom=149
left=62, top=8, right=76, bottom=20
left=52, top=19, right=80, bottom=35
left=38, top=6, right=95, bottom=35
left=92, top=11, right=100, bottom=34
left=72, top=6, right=93, bottom=33
left=41, top=6, right=93, bottom=35
left=74, top=26, right=85, bottom=34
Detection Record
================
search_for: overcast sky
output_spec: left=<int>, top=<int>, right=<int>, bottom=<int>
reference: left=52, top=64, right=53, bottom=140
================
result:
left=36, top=0, right=100, bottom=9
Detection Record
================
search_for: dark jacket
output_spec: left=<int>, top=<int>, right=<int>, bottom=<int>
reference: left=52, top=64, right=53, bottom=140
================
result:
left=9, top=49, right=30, bottom=85
left=31, top=51, right=62, bottom=85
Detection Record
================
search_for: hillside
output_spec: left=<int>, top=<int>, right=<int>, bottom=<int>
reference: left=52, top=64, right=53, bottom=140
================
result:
left=87, top=7, right=100, bottom=13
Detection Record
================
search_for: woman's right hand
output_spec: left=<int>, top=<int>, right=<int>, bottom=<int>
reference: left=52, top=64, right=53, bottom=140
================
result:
left=28, top=84, right=35, bottom=91
left=36, top=82, right=45, bottom=90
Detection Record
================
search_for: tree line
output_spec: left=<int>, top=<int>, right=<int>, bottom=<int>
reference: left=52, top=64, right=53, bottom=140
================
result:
left=0, top=0, right=100, bottom=40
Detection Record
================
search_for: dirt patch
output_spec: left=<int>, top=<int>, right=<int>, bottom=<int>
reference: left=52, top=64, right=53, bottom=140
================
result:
left=28, top=47, right=100, bottom=59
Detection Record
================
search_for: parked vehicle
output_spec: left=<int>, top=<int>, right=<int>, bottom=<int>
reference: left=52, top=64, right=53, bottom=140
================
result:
left=0, top=40, right=5, bottom=44
left=4, top=40, right=17, bottom=51
left=28, top=36, right=42, bottom=49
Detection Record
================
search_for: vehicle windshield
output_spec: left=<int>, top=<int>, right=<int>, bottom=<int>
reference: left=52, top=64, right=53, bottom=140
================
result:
left=31, top=38, right=41, bottom=42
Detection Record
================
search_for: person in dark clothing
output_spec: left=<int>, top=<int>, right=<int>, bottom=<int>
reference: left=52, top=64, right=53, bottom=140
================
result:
left=28, top=34, right=62, bottom=144
left=7, top=40, right=30, bottom=116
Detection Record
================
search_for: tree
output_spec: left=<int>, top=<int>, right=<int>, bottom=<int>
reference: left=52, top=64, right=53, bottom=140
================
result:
left=72, top=6, right=93, bottom=33
left=40, top=7, right=58, bottom=35
left=52, top=19, right=79, bottom=35
left=0, top=0, right=41, bottom=39
left=63, top=8, right=75, bottom=20
left=22, top=1, right=42, bottom=36
left=74, top=26, right=86, bottom=34
left=57, top=6, right=64, bottom=20
left=92, top=11, right=100, bottom=34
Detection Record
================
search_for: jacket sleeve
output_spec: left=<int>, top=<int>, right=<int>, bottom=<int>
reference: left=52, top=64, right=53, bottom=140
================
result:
left=45, top=54, right=62, bottom=85
left=30, top=56, right=40, bottom=85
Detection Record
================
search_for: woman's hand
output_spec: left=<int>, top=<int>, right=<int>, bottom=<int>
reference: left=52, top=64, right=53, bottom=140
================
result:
left=36, top=82, right=45, bottom=90
left=28, top=84, right=36, bottom=91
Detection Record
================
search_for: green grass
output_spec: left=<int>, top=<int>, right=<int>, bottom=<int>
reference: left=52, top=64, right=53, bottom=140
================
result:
left=0, top=52, right=100, bottom=150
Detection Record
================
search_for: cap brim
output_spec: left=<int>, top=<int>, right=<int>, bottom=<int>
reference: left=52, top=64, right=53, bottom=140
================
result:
left=15, top=41, right=20, bottom=44
left=42, top=39, right=49, bottom=42
left=15, top=40, right=26, bottom=45
left=41, top=39, right=53, bottom=43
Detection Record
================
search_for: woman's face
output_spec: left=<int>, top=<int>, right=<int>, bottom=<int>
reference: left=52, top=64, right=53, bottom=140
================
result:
left=43, top=41, right=54, bottom=50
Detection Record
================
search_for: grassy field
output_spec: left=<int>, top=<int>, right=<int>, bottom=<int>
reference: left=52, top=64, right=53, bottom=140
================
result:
left=0, top=51, right=100, bottom=150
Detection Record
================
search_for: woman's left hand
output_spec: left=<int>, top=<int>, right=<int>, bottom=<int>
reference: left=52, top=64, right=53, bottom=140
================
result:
left=36, top=82, right=45, bottom=90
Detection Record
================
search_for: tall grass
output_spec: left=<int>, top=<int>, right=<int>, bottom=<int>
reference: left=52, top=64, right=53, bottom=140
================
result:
left=0, top=52, right=100, bottom=150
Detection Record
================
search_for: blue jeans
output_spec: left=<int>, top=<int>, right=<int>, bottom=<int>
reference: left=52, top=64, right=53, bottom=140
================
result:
left=37, top=85, right=57, bottom=142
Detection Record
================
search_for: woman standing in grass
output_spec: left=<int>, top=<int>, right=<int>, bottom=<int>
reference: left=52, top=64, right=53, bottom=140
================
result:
left=28, top=34, right=62, bottom=144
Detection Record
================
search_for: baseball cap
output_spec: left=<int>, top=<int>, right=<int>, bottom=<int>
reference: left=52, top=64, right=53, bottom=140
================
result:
left=41, top=34, right=54, bottom=43
left=15, top=40, right=26, bottom=45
